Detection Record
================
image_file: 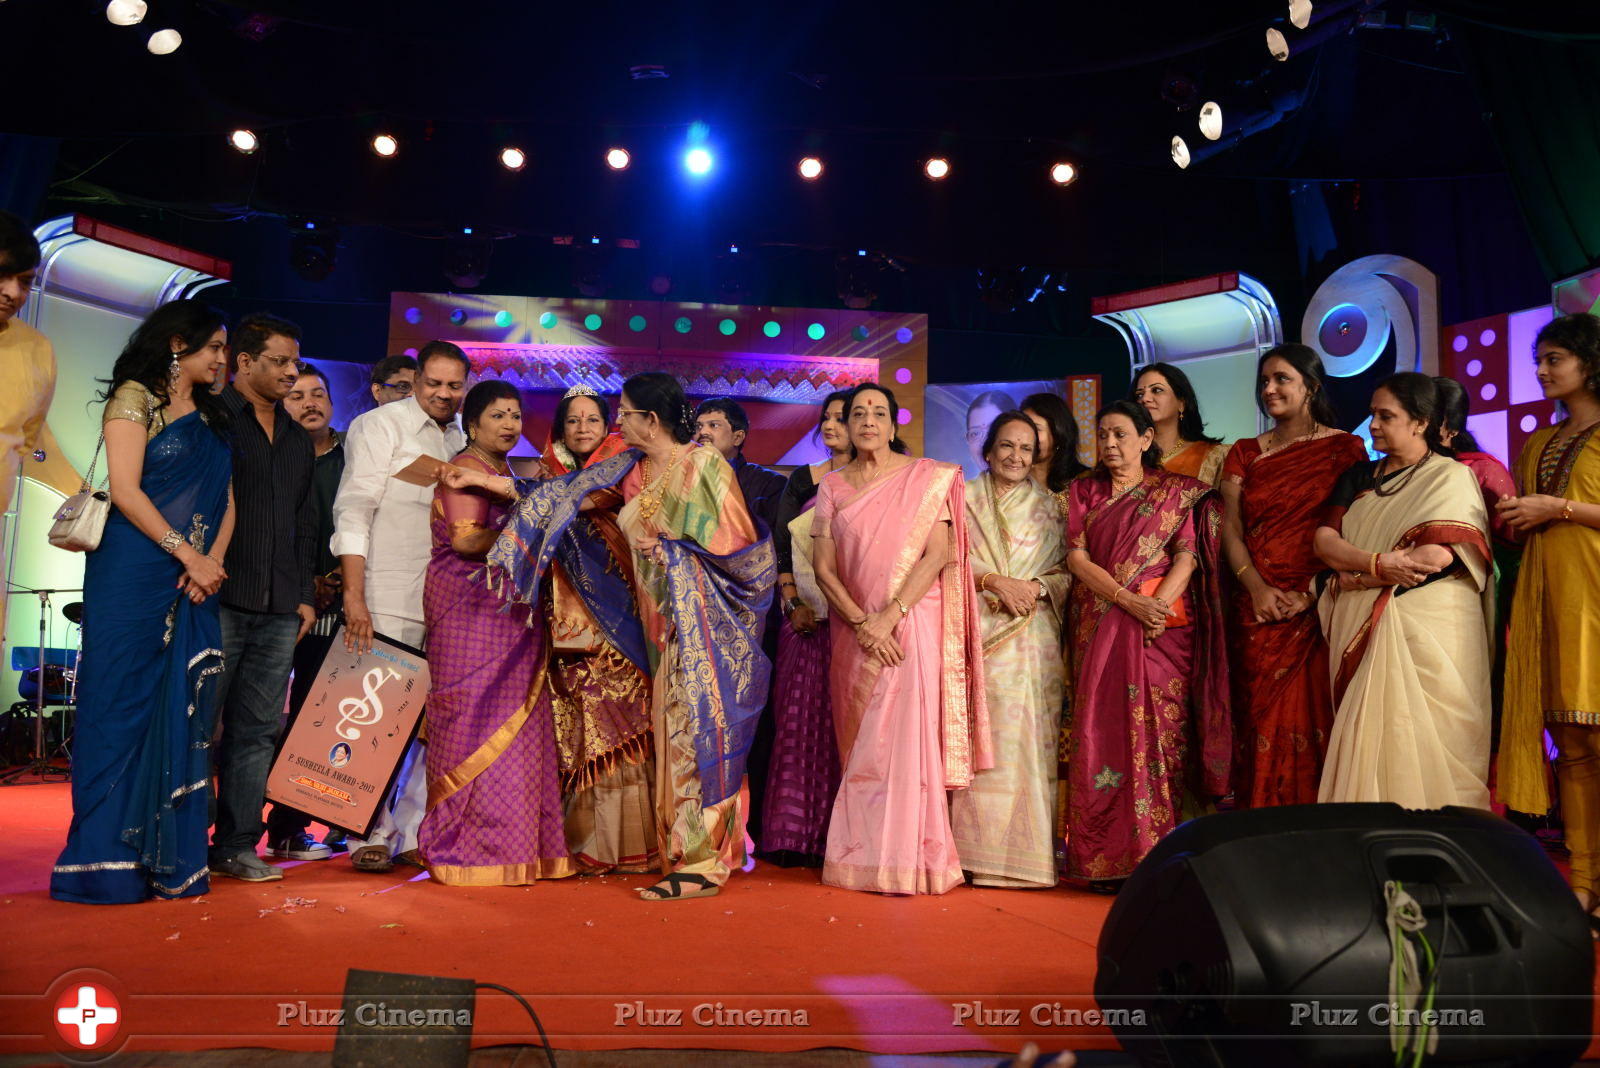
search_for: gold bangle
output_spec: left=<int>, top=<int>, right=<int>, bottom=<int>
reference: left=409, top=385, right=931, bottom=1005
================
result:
left=1233, top=562, right=1251, bottom=578
left=892, top=595, right=909, bottom=617
left=1562, top=499, right=1575, bottom=522
left=1369, top=551, right=1379, bottom=577
left=979, top=573, right=992, bottom=593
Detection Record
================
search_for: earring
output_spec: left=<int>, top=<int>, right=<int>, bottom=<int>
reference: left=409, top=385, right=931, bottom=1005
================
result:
left=169, top=353, right=182, bottom=388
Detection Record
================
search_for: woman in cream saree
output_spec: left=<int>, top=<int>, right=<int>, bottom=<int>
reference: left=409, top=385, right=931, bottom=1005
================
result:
left=951, top=412, right=1068, bottom=888
left=1314, top=374, right=1494, bottom=808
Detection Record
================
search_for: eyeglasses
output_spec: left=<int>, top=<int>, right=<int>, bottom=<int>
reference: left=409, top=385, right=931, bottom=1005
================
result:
left=380, top=381, right=414, bottom=395
left=615, top=407, right=649, bottom=422
left=250, top=353, right=298, bottom=370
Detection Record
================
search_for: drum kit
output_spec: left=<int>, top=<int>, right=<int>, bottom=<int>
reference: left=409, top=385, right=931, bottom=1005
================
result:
left=1, top=585, right=82, bottom=784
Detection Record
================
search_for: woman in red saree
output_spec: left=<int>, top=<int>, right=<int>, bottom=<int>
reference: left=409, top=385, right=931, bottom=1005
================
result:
left=813, top=383, right=989, bottom=895
left=1064, top=400, right=1230, bottom=886
left=534, top=385, right=656, bottom=873
left=1221, top=343, right=1367, bottom=807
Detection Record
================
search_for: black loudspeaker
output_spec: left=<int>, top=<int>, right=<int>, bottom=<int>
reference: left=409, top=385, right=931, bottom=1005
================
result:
left=332, top=969, right=474, bottom=1068
left=1094, top=804, right=1593, bottom=1067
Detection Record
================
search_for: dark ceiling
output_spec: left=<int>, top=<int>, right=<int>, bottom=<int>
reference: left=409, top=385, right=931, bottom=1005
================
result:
left=0, top=0, right=1578, bottom=370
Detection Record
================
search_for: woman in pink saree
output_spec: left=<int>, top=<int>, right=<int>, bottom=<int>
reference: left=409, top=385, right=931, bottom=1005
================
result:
left=812, top=384, right=989, bottom=895
left=1064, top=400, right=1230, bottom=888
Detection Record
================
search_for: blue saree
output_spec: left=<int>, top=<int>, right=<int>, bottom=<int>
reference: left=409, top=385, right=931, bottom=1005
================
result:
left=51, top=409, right=232, bottom=904
left=485, top=448, right=774, bottom=806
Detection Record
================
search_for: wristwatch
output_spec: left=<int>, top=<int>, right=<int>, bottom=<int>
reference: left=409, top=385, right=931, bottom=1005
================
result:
left=1035, top=580, right=1047, bottom=600
left=784, top=595, right=806, bottom=614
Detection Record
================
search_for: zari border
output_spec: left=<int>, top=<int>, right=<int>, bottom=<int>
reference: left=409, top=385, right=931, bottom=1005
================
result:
left=427, top=858, right=577, bottom=886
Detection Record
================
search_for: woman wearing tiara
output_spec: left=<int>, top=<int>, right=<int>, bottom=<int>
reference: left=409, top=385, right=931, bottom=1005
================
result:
left=534, top=384, right=657, bottom=873
left=450, top=372, right=773, bottom=901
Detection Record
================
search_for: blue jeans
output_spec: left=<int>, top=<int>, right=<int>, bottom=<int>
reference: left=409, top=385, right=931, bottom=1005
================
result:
left=211, top=607, right=299, bottom=859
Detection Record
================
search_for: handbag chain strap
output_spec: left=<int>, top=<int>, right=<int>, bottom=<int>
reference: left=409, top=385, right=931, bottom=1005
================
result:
left=83, top=387, right=161, bottom=493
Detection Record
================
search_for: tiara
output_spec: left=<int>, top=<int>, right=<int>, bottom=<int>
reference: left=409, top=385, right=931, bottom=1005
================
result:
left=562, top=383, right=601, bottom=400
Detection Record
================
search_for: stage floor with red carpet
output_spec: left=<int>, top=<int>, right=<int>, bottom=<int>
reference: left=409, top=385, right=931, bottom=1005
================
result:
left=2, top=779, right=1597, bottom=1063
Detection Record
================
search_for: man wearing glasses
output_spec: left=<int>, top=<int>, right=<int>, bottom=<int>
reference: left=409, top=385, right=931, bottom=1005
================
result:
left=210, top=313, right=318, bottom=882
left=368, top=354, right=418, bottom=408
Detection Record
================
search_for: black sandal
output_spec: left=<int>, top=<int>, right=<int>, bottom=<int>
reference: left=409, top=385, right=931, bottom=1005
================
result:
left=637, top=872, right=721, bottom=901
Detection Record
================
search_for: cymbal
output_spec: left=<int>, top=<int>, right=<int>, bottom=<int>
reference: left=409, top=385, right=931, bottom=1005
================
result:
left=62, top=602, right=84, bottom=624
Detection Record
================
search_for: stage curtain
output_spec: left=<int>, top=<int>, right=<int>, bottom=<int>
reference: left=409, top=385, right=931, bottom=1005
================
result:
left=1446, top=8, right=1600, bottom=279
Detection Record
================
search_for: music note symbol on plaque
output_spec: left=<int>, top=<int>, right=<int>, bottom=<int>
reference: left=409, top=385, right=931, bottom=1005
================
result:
left=335, top=665, right=400, bottom=741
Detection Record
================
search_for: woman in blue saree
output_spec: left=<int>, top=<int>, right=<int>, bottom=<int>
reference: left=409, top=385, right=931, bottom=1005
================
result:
left=457, top=372, right=775, bottom=901
left=51, top=300, right=235, bottom=905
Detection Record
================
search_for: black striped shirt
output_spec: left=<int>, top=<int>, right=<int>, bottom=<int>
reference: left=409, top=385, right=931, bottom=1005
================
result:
left=217, top=384, right=316, bottom=613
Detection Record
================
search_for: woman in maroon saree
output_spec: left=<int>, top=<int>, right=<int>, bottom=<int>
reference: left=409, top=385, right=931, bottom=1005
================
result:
left=1221, top=344, right=1367, bottom=808
left=1064, top=401, right=1229, bottom=886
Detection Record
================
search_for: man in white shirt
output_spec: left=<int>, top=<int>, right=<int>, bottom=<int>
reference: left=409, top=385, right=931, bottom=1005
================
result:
left=331, top=341, right=467, bottom=871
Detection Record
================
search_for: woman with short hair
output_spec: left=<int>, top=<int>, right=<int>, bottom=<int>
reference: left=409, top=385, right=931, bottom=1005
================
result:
left=952, top=411, right=1068, bottom=888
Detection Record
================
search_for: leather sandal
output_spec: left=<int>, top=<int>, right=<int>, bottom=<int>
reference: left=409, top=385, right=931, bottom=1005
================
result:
left=637, top=872, right=720, bottom=901
left=350, top=845, right=394, bottom=873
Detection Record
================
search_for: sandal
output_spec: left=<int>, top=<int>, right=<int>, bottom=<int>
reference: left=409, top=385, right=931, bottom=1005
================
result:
left=637, top=872, right=721, bottom=901
left=350, top=845, right=394, bottom=873
left=393, top=849, right=426, bottom=869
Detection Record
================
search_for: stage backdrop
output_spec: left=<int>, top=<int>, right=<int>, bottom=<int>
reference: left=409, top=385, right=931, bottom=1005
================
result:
left=385, top=294, right=925, bottom=466
left=925, top=378, right=1100, bottom=482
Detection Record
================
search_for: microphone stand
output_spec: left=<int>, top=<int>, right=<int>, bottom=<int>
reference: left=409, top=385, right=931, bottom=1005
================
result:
left=1, top=584, right=81, bottom=785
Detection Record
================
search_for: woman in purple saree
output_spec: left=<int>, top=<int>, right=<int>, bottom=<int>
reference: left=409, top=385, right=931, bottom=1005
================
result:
left=1063, top=400, right=1230, bottom=888
left=418, top=382, right=573, bottom=885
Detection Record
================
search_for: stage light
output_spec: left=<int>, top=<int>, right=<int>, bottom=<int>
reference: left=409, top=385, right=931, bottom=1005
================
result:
left=1266, top=27, right=1290, bottom=60
left=371, top=133, right=398, bottom=158
left=499, top=147, right=526, bottom=171
left=684, top=147, right=713, bottom=175
left=924, top=157, right=950, bottom=180
left=443, top=233, right=492, bottom=289
left=1289, top=0, right=1313, bottom=28
left=1198, top=101, right=1223, bottom=140
left=605, top=147, right=631, bottom=170
left=228, top=129, right=259, bottom=154
left=798, top=156, right=824, bottom=180
left=1049, top=161, right=1078, bottom=185
left=289, top=219, right=338, bottom=282
left=146, top=28, right=182, bottom=54
left=105, top=0, right=146, bottom=26
left=1171, top=136, right=1193, bottom=169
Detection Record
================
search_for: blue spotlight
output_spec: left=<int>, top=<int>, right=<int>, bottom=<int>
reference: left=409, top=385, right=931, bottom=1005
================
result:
left=684, top=147, right=714, bottom=176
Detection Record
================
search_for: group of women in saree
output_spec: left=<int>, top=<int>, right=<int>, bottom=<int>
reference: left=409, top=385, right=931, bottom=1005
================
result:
left=54, top=294, right=1600, bottom=918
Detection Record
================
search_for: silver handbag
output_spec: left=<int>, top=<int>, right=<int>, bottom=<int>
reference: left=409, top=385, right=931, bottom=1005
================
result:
left=48, top=433, right=110, bottom=552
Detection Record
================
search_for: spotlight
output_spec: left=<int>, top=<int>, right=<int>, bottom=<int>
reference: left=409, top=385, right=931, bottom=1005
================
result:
left=605, top=147, right=631, bottom=170
left=1288, top=0, right=1313, bottom=28
left=371, top=133, right=398, bottom=158
left=228, top=129, right=259, bottom=154
left=1171, top=136, right=1193, bottom=170
left=684, top=147, right=713, bottom=176
left=924, top=157, right=950, bottom=180
left=1266, top=27, right=1290, bottom=61
left=798, top=156, right=824, bottom=180
left=1049, top=161, right=1078, bottom=185
left=105, top=0, right=146, bottom=25
left=1198, top=101, right=1223, bottom=140
left=499, top=146, right=526, bottom=171
left=146, top=28, right=182, bottom=54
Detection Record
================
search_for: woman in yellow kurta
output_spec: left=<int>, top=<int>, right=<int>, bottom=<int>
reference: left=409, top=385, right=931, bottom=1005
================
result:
left=1496, top=312, right=1600, bottom=923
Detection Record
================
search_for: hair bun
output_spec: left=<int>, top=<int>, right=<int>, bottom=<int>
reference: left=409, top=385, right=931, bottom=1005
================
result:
left=680, top=403, right=695, bottom=431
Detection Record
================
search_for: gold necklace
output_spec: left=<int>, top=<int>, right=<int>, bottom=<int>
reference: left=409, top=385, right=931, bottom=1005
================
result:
left=635, top=445, right=683, bottom=522
left=467, top=443, right=509, bottom=475
left=1268, top=421, right=1321, bottom=451
left=1159, top=437, right=1191, bottom=463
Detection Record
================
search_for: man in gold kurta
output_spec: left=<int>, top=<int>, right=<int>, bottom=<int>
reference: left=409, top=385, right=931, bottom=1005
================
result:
left=0, top=211, right=58, bottom=643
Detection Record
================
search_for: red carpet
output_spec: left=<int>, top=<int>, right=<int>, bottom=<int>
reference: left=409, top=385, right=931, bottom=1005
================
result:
left=1, top=780, right=1596, bottom=1061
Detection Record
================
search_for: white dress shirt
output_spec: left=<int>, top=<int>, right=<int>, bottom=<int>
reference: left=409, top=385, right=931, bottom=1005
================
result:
left=330, top=395, right=463, bottom=625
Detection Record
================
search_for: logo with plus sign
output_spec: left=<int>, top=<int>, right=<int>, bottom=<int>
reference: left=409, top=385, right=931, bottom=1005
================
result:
left=53, top=981, right=122, bottom=1049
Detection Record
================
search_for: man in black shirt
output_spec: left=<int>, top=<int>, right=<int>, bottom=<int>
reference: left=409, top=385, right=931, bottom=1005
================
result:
left=692, top=396, right=785, bottom=844
left=262, top=360, right=348, bottom=860
left=209, top=313, right=316, bottom=882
